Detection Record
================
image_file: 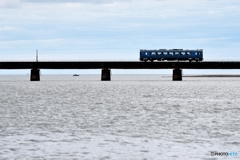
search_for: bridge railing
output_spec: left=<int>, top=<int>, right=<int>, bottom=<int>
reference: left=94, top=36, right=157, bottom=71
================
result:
left=0, top=59, right=139, bottom=62
left=1, top=59, right=240, bottom=62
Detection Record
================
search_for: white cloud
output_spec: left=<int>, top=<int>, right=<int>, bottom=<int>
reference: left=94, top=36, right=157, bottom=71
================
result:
left=20, top=0, right=132, bottom=5
left=0, top=0, right=240, bottom=61
left=0, top=0, right=20, bottom=8
left=0, top=26, right=17, bottom=31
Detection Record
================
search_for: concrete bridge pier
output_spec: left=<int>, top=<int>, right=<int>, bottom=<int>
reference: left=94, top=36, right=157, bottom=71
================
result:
left=173, top=69, right=182, bottom=81
left=101, top=69, right=111, bottom=81
left=30, top=69, right=40, bottom=81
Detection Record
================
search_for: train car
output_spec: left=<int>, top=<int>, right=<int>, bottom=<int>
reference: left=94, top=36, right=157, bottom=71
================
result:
left=139, top=49, right=203, bottom=62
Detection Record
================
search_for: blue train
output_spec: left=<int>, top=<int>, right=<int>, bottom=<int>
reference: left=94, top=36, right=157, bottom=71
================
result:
left=139, top=49, right=203, bottom=62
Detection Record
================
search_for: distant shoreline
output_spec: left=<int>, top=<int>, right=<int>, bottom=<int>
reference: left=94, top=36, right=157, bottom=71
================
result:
left=181, top=75, right=240, bottom=77
left=162, top=75, right=240, bottom=77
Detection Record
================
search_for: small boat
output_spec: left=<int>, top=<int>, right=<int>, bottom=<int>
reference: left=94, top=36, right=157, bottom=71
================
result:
left=73, top=74, right=79, bottom=76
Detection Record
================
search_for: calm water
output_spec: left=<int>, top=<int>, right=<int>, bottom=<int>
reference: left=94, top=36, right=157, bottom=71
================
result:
left=0, top=75, right=240, bottom=159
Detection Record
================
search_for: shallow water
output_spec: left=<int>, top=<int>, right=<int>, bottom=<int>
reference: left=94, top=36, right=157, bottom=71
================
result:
left=0, top=75, right=240, bottom=159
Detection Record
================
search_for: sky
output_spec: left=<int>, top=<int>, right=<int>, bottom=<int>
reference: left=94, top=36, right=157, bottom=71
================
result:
left=0, top=0, right=240, bottom=75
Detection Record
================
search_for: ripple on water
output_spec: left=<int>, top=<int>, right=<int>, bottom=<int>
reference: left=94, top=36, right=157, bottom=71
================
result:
left=0, top=75, right=240, bottom=159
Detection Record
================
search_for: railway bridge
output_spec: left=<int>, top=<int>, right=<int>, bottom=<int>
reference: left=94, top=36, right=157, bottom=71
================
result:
left=1, top=61, right=240, bottom=81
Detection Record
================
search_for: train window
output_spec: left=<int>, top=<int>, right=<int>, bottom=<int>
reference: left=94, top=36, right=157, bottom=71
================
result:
left=151, top=52, right=156, bottom=55
left=169, top=52, right=173, bottom=55
left=145, top=52, right=148, bottom=55
left=195, top=52, right=198, bottom=55
left=157, top=52, right=162, bottom=55
left=181, top=52, right=185, bottom=55
left=175, top=52, right=179, bottom=55
left=187, top=52, right=190, bottom=55
left=163, top=52, right=168, bottom=55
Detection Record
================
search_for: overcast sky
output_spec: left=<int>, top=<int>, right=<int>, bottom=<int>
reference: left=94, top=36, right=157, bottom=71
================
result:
left=0, top=0, right=240, bottom=74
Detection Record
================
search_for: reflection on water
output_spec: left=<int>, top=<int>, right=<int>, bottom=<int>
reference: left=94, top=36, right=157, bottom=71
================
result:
left=0, top=75, right=240, bottom=159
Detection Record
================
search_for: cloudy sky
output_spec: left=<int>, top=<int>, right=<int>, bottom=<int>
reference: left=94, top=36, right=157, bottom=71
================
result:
left=0, top=0, right=240, bottom=74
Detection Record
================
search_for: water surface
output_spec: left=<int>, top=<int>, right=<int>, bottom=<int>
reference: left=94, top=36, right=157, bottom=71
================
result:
left=0, top=75, right=239, bottom=159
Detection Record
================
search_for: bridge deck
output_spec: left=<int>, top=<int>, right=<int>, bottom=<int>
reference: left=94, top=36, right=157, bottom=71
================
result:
left=1, top=61, right=240, bottom=69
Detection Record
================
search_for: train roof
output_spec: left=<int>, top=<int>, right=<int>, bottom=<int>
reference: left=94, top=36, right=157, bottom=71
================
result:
left=140, top=49, right=203, bottom=51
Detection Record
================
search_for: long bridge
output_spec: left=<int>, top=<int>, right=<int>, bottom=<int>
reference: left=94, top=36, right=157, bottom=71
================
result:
left=1, top=61, right=240, bottom=81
